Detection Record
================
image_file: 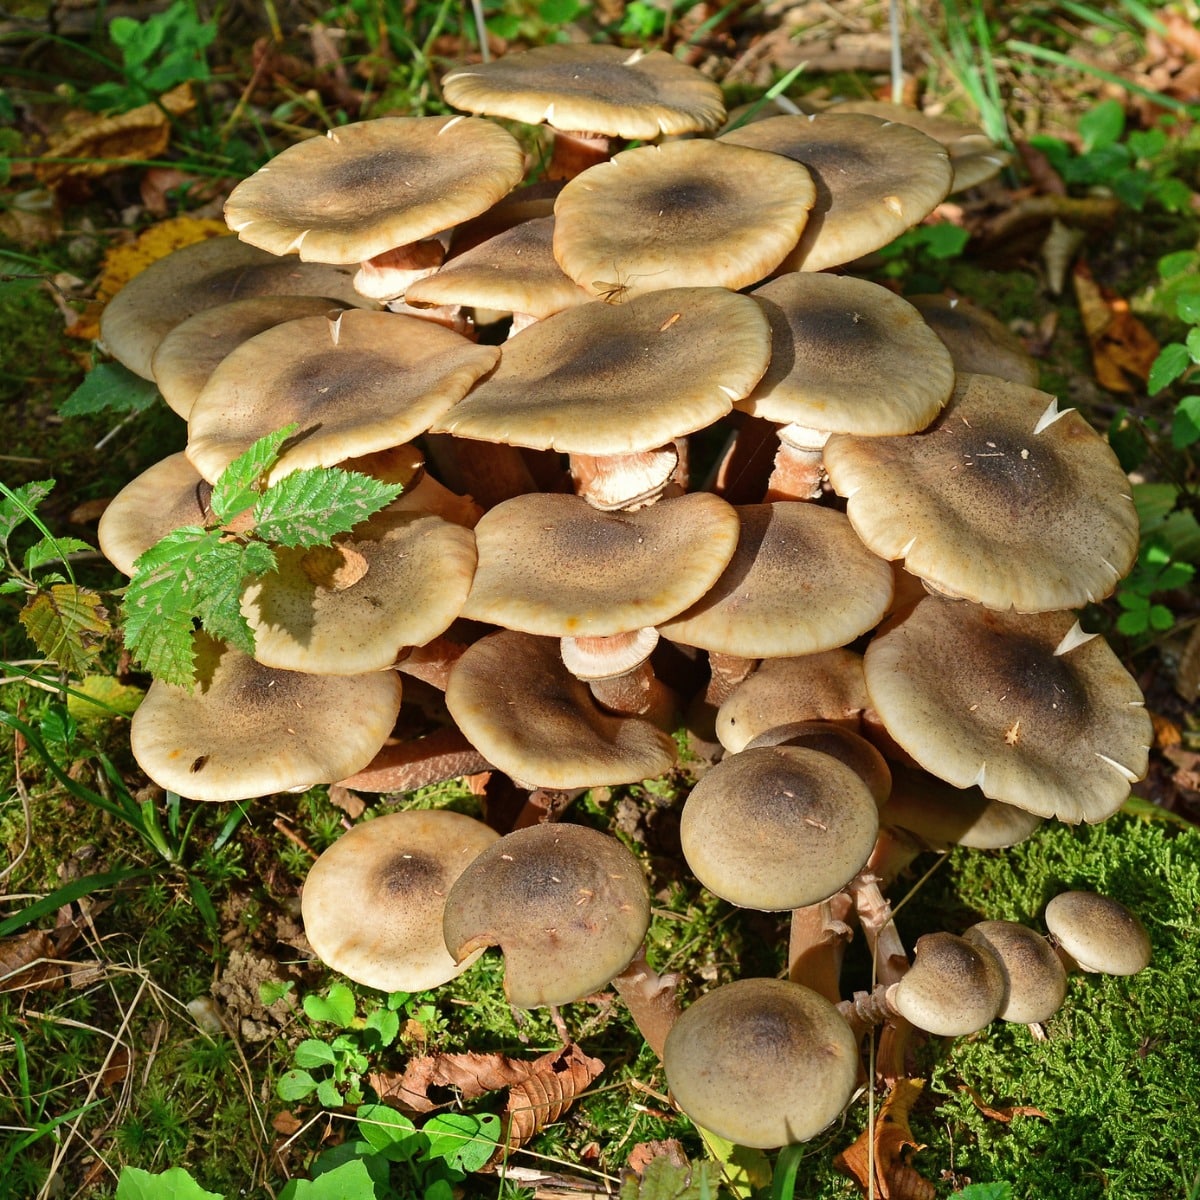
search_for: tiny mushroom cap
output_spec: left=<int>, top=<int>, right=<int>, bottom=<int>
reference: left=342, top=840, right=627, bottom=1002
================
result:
left=98, top=452, right=210, bottom=577
left=552, top=139, right=816, bottom=300
left=461, top=491, right=739, bottom=637
left=99, top=235, right=367, bottom=379
left=719, top=113, right=953, bottom=273
left=907, top=294, right=1040, bottom=387
left=680, top=745, right=880, bottom=911
left=1044, top=891, right=1152, bottom=975
left=129, top=637, right=403, bottom=802
left=301, top=810, right=499, bottom=993
left=663, top=977, right=860, bottom=1147
left=431, top=286, right=771, bottom=456
left=963, top=920, right=1068, bottom=1023
left=240, top=505, right=478, bottom=674
left=659, top=503, right=894, bottom=659
left=863, top=596, right=1152, bottom=823
left=441, top=823, right=651, bottom=1009
left=743, top=273, right=955, bottom=436
left=186, top=309, right=500, bottom=484
left=824, top=374, right=1139, bottom=612
left=441, top=44, right=726, bottom=139
left=890, top=931, right=1006, bottom=1036
left=223, top=116, right=526, bottom=264
left=151, top=295, right=343, bottom=418
left=445, top=630, right=676, bottom=788
left=716, top=649, right=869, bottom=753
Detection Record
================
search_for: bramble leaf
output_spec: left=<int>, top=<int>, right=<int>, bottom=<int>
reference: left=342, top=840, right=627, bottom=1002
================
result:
left=210, top=423, right=299, bottom=524
left=253, top=469, right=402, bottom=548
left=19, top=583, right=110, bottom=675
left=60, top=362, right=161, bottom=417
left=1148, top=342, right=1190, bottom=393
left=187, top=539, right=274, bottom=656
left=23, top=535, right=94, bottom=574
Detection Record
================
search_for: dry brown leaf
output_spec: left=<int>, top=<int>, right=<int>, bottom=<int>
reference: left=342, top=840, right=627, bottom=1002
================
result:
left=1177, top=622, right=1200, bottom=702
left=273, top=1110, right=303, bottom=1135
left=0, top=930, right=64, bottom=993
left=99, top=1045, right=131, bottom=1092
left=834, top=1078, right=934, bottom=1200
left=958, top=1084, right=1048, bottom=1123
left=325, top=783, right=366, bottom=819
left=67, top=216, right=231, bottom=341
left=35, top=83, right=196, bottom=187
left=626, top=1139, right=689, bottom=1175
left=500, top=1043, right=605, bottom=1153
left=1073, top=260, right=1161, bottom=392
left=1151, top=712, right=1183, bottom=750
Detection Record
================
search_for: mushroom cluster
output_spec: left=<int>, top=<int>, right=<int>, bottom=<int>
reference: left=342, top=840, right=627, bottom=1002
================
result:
left=96, top=40, right=1155, bottom=1155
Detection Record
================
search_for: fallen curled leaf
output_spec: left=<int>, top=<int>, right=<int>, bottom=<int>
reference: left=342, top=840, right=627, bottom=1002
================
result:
left=370, top=1042, right=604, bottom=1155
left=958, top=1084, right=1048, bottom=1123
left=835, top=1078, right=935, bottom=1200
left=273, top=1109, right=303, bottom=1135
left=1151, top=712, right=1183, bottom=750
left=35, top=83, right=196, bottom=187
left=99, top=1045, right=131, bottom=1092
left=324, top=783, right=366, bottom=819
left=626, top=1139, right=690, bottom=1175
left=0, top=930, right=64, bottom=993
left=1073, top=260, right=1161, bottom=393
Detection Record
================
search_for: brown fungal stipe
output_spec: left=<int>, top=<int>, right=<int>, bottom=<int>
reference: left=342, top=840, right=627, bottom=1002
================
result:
left=301, top=810, right=499, bottom=992
left=663, top=977, right=859, bottom=1147
left=442, top=823, right=651, bottom=1008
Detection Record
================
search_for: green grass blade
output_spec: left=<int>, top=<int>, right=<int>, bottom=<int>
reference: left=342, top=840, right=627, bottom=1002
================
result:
left=0, top=867, right=153, bottom=937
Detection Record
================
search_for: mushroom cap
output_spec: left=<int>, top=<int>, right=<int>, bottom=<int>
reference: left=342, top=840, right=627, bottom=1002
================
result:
left=891, top=931, right=1005, bottom=1035
left=441, top=44, right=726, bottom=139
left=743, top=722, right=892, bottom=807
left=863, top=596, right=1152, bottom=823
left=663, top=977, right=860, bottom=1147
left=99, top=235, right=367, bottom=379
left=824, top=374, right=1139, bottom=612
left=445, top=630, right=676, bottom=788
left=552, top=139, right=816, bottom=300
left=224, top=116, right=526, bottom=264
left=963, top=920, right=1068, bottom=1023
left=716, top=649, right=869, bottom=753
left=907, top=294, right=1039, bottom=387
left=151, top=295, right=343, bottom=418
left=743, top=273, right=955, bottom=434
left=461, top=491, right=739, bottom=636
left=1043, top=891, right=1151, bottom=975
left=240, top=506, right=477, bottom=674
left=432, top=287, right=770, bottom=455
left=880, top=765, right=1043, bottom=850
left=301, top=810, right=499, bottom=992
left=719, top=113, right=953, bottom=272
left=405, top=216, right=591, bottom=320
left=659, top=503, right=894, bottom=658
left=680, top=745, right=880, bottom=910
left=186, top=310, right=500, bottom=483
left=441, top=823, right=651, bottom=1008
left=98, top=452, right=210, bottom=577
left=129, top=638, right=403, bottom=801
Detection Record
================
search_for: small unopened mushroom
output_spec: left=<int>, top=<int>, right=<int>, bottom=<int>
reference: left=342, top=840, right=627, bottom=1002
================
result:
left=1043, top=891, right=1151, bottom=976
left=888, top=931, right=1005, bottom=1036
left=963, top=920, right=1068, bottom=1024
left=441, top=823, right=650, bottom=1008
left=301, top=810, right=499, bottom=992
left=663, top=977, right=860, bottom=1147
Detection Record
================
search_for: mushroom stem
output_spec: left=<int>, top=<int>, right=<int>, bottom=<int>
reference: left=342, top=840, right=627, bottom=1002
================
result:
left=765, top=439, right=825, bottom=501
left=787, top=891, right=855, bottom=1005
left=335, top=725, right=491, bottom=792
left=354, top=239, right=446, bottom=302
left=588, top=663, right=678, bottom=729
left=851, top=870, right=910, bottom=988
left=610, top=946, right=681, bottom=1062
left=547, top=130, right=617, bottom=180
left=569, top=446, right=679, bottom=510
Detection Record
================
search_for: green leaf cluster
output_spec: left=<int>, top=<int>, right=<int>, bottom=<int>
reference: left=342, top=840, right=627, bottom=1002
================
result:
left=1114, top=540, right=1196, bottom=636
left=120, top=426, right=403, bottom=687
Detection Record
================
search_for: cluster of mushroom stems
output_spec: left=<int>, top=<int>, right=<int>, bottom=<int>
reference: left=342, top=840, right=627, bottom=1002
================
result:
left=92, top=43, right=1157, bottom=1150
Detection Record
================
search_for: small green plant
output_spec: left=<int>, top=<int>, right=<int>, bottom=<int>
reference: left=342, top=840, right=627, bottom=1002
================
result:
left=84, top=0, right=215, bottom=113
left=1028, top=100, right=1195, bottom=213
left=874, top=222, right=971, bottom=291
left=1113, top=539, right=1195, bottom=637
left=121, top=424, right=403, bottom=688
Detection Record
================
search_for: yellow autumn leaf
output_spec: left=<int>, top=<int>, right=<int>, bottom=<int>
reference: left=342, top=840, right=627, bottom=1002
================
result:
left=67, top=674, right=145, bottom=723
left=18, top=584, right=111, bottom=676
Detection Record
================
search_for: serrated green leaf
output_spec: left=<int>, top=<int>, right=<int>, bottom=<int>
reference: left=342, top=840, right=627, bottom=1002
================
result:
left=19, top=583, right=110, bottom=675
left=115, top=1164, right=224, bottom=1200
left=210, top=424, right=299, bottom=523
left=1149, top=604, right=1176, bottom=631
left=949, top=1184, right=1013, bottom=1200
left=188, top=539, right=268, bottom=656
left=122, top=527, right=220, bottom=686
left=293, top=1039, right=338, bottom=1069
left=0, top=578, right=28, bottom=594
left=1179, top=292, right=1200, bottom=324
left=276, top=1069, right=318, bottom=1102
left=304, top=984, right=357, bottom=1027
left=0, top=479, right=54, bottom=545
left=1148, top=342, right=1191, bottom=393
left=1116, top=609, right=1150, bottom=635
left=253, top=469, right=402, bottom=549
left=60, top=362, right=161, bottom=417
left=356, top=1104, right=417, bottom=1154
left=23, top=535, right=93, bottom=574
